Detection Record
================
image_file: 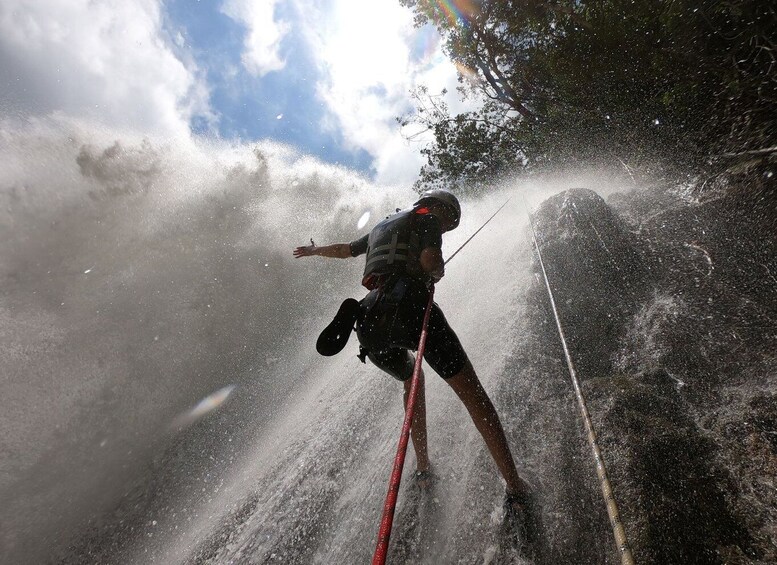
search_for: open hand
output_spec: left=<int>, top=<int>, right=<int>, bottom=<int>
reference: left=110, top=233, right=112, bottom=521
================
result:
left=293, top=245, right=316, bottom=258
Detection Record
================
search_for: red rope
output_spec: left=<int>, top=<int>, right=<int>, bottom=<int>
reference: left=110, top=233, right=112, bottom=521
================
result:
left=371, top=286, right=436, bottom=565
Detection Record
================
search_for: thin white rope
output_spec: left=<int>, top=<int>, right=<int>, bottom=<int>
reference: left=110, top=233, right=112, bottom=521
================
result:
left=523, top=196, right=636, bottom=565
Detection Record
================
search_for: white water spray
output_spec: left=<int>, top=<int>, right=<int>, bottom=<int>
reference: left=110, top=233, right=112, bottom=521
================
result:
left=1, top=117, right=626, bottom=564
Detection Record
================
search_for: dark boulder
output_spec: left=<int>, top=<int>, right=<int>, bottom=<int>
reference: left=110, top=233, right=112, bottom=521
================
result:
left=529, top=188, right=652, bottom=379
left=525, top=185, right=770, bottom=563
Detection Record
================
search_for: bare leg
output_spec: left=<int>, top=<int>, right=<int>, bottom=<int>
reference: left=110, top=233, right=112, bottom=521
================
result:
left=403, top=370, right=430, bottom=473
left=446, top=360, right=529, bottom=495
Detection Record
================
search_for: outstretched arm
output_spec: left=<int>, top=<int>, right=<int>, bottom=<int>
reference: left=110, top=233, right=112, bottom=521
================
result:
left=293, top=242, right=352, bottom=259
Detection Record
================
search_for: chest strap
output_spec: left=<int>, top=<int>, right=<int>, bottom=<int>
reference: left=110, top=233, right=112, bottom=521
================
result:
left=365, top=233, right=409, bottom=268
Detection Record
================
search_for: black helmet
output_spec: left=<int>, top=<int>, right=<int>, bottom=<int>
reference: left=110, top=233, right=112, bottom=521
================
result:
left=414, top=189, right=461, bottom=230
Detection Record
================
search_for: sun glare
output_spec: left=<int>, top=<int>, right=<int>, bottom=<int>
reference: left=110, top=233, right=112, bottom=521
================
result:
left=325, top=0, right=413, bottom=89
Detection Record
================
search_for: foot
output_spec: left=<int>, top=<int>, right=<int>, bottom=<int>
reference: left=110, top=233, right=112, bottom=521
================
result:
left=503, top=488, right=533, bottom=518
left=413, top=468, right=435, bottom=490
left=503, top=487, right=541, bottom=553
left=316, top=298, right=360, bottom=356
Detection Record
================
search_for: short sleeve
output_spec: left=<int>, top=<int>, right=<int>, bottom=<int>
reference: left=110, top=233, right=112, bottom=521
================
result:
left=349, top=234, right=369, bottom=257
left=416, top=213, right=443, bottom=250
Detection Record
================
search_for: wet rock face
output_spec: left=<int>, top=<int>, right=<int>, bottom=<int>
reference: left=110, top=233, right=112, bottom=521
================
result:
left=586, top=371, right=754, bottom=564
left=527, top=185, right=775, bottom=563
left=530, top=188, right=652, bottom=379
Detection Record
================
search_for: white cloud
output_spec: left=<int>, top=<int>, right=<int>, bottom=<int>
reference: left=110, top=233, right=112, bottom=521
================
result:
left=221, top=0, right=289, bottom=77
left=0, top=0, right=210, bottom=138
left=0, top=0, right=477, bottom=183
left=292, top=0, right=478, bottom=186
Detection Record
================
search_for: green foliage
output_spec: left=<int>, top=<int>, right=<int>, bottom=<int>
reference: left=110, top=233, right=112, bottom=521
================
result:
left=400, top=0, right=776, bottom=191
left=403, top=87, right=526, bottom=192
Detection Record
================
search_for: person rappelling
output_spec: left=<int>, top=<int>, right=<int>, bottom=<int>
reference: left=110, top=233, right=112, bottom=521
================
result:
left=292, top=190, right=535, bottom=537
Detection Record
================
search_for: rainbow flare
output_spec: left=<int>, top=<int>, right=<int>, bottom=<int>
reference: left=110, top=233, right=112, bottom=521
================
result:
left=432, top=1, right=481, bottom=83
left=434, top=0, right=480, bottom=27
left=171, top=384, right=237, bottom=430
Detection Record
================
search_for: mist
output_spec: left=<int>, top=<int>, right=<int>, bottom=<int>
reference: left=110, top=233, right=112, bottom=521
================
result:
left=0, top=116, right=425, bottom=562
left=6, top=115, right=725, bottom=564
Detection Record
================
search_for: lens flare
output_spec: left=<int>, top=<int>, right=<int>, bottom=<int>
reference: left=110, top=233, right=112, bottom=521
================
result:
left=409, top=26, right=440, bottom=67
left=171, top=385, right=236, bottom=430
left=435, top=0, right=480, bottom=27
left=454, top=60, right=479, bottom=84
left=357, top=211, right=371, bottom=229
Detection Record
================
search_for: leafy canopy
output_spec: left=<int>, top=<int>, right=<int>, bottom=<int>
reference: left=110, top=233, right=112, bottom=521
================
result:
left=400, top=0, right=776, bottom=191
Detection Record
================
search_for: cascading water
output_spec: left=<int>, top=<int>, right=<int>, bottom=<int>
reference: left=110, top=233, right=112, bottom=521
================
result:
left=1, top=117, right=622, bottom=564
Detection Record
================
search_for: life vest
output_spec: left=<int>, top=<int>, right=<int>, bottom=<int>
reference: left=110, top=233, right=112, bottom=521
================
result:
left=361, top=207, right=430, bottom=289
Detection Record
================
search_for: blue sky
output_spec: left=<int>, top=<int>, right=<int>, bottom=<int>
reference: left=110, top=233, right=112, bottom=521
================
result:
left=165, top=0, right=373, bottom=172
left=0, top=0, right=473, bottom=185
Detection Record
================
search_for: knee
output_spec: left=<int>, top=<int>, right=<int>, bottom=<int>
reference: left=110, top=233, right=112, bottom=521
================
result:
left=447, top=360, right=479, bottom=389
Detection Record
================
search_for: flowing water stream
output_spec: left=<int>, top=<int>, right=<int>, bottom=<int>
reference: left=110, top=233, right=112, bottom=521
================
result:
left=1, top=118, right=617, bottom=564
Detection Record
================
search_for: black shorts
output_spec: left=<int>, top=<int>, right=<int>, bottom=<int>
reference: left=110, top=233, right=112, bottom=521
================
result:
left=355, top=276, right=468, bottom=381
